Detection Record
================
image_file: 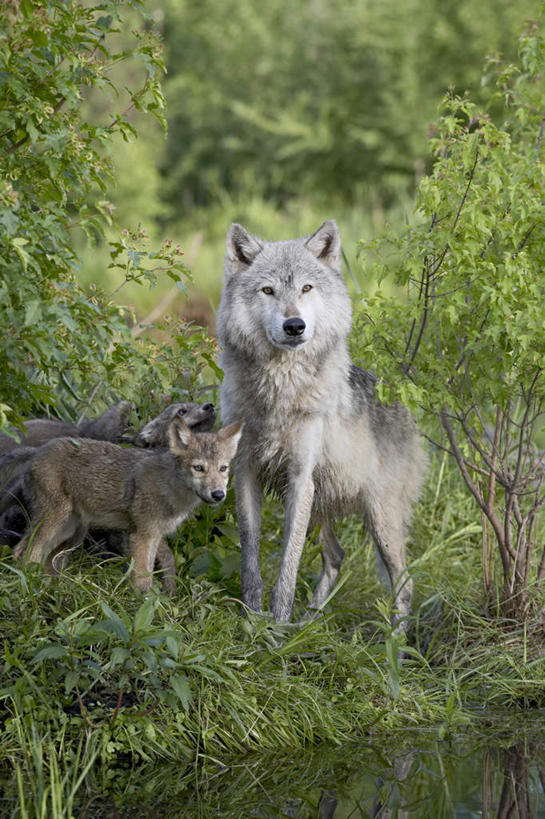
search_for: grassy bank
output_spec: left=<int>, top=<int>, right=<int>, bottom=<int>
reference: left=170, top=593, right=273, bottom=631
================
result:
left=2, top=457, right=545, bottom=814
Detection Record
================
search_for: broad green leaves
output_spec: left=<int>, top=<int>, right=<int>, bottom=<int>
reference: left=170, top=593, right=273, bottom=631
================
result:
left=0, top=1, right=199, bottom=428
left=355, top=21, right=545, bottom=611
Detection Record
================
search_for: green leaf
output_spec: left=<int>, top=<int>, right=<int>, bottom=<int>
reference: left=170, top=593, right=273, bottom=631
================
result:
left=134, top=597, right=156, bottom=633
left=110, top=647, right=131, bottom=667
left=24, top=300, right=42, bottom=327
left=33, top=644, right=68, bottom=663
left=12, top=237, right=30, bottom=272
left=99, top=603, right=129, bottom=642
left=170, top=674, right=192, bottom=712
left=64, top=670, right=80, bottom=693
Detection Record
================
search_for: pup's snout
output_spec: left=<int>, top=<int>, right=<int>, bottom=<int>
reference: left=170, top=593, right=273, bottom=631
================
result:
left=283, top=317, right=306, bottom=337
left=202, top=403, right=214, bottom=413
left=210, top=489, right=226, bottom=502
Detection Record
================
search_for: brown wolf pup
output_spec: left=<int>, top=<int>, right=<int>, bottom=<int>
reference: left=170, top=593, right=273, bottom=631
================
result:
left=0, top=401, right=216, bottom=548
left=14, top=417, right=243, bottom=593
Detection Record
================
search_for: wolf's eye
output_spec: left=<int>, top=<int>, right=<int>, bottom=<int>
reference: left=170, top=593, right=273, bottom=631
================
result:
left=178, top=408, right=187, bottom=416
left=261, top=286, right=274, bottom=295
left=302, top=284, right=313, bottom=293
left=219, top=465, right=228, bottom=472
left=192, top=464, right=204, bottom=472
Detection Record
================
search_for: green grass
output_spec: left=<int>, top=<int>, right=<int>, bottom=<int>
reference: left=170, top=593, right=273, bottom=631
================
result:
left=2, top=454, right=545, bottom=815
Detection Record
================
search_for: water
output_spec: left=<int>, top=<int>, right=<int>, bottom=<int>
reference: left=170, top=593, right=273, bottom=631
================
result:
left=62, top=732, right=545, bottom=817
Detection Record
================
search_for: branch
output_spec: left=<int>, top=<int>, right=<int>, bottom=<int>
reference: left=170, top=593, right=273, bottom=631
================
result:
left=441, top=408, right=512, bottom=571
left=535, top=112, right=545, bottom=160
left=457, top=412, right=508, bottom=486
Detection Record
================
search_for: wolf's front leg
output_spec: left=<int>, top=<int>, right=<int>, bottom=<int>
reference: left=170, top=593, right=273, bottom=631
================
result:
left=270, top=473, right=315, bottom=621
left=130, top=531, right=162, bottom=593
left=270, top=419, right=322, bottom=621
left=235, top=460, right=263, bottom=611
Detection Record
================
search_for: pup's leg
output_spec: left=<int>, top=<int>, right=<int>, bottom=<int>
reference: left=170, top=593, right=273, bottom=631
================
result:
left=270, top=474, right=314, bottom=622
left=308, top=521, right=345, bottom=613
left=366, top=501, right=412, bottom=631
left=235, top=460, right=263, bottom=612
left=45, top=524, right=87, bottom=574
left=155, top=538, right=176, bottom=595
left=15, top=500, right=75, bottom=566
left=129, top=531, right=162, bottom=594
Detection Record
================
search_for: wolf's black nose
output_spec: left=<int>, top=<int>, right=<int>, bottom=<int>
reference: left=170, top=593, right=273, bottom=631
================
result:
left=283, top=317, right=306, bottom=336
left=202, top=403, right=215, bottom=412
left=211, top=489, right=226, bottom=502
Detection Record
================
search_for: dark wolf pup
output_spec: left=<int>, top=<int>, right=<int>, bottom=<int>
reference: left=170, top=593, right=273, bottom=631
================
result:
left=0, top=401, right=132, bottom=455
left=216, top=220, right=427, bottom=627
left=13, top=417, right=243, bottom=593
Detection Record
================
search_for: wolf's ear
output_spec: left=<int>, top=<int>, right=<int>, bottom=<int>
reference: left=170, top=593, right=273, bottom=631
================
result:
left=226, top=224, right=263, bottom=274
left=218, top=419, right=244, bottom=457
left=305, top=220, right=341, bottom=271
left=168, top=416, right=193, bottom=450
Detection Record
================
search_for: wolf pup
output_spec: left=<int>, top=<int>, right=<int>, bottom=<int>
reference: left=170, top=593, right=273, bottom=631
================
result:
left=14, top=417, right=243, bottom=593
left=216, top=220, right=427, bottom=627
left=0, top=401, right=132, bottom=455
left=133, top=401, right=216, bottom=447
left=0, top=402, right=216, bottom=548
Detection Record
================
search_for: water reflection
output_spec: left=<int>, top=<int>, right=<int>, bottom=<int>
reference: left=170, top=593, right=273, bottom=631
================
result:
left=484, top=745, right=545, bottom=819
left=314, top=741, right=545, bottom=819
left=185, top=739, right=545, bottom=818
left=7, top=734, right=545, bottom=816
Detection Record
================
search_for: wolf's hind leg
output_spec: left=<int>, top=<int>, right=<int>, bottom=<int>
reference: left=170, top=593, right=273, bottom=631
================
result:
left=366, top=502, right=412, bottom=631
left=46, top=524, right=87, bottom=574
left=155, top=538, right=176, bottom=594
left=236, top=461, right=263, bottom=612
left=15, top=500, right=76, bottom=568
left=308, top=521, right=345, bottom=614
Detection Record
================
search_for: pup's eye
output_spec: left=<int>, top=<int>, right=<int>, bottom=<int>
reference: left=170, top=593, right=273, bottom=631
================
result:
left=219, top=465, right=228, bottom=472
left=302, top=284, right=313, bottom=293
left=261, top=286, right=274, bottom=295
left=192, top=464, right=204, bottom=472
left=178, top=408, right=187, bottom=416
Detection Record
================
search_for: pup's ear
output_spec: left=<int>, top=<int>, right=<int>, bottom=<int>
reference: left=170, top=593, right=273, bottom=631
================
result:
left=305, top=220, right=341, bottom=271
left=218, top=419, right=244, bottom=457
left=226, top=224, right=263, bottom=274
left=168, top=416, right=193, bottom=450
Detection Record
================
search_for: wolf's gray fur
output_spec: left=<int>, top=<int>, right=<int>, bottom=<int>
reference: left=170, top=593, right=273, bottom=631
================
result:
left=216, top=220, right=427, bottom=625
left=13, top=418, right=243, bottom=593
left=0, top=401, right=132, bottom=455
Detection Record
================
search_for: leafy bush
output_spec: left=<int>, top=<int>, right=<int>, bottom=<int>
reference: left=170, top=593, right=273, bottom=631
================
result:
left=356, top=21, right=545, bottom=617
left=0, top=0, right=209, bottom=428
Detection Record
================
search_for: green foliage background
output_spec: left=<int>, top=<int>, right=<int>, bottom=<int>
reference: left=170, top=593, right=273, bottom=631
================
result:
left=4, top=1, right=545, bottom=812
left=75, top=0, right=538, bottom=305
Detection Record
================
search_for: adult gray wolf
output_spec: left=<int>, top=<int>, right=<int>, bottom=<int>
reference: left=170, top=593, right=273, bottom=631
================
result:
left=13, top=417, right=243, bottom=593
left=216, top=220, right=427, bottom=626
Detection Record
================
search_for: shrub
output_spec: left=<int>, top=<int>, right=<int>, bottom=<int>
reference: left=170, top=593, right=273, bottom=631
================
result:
left=356, top=21, right=545, bottom=617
